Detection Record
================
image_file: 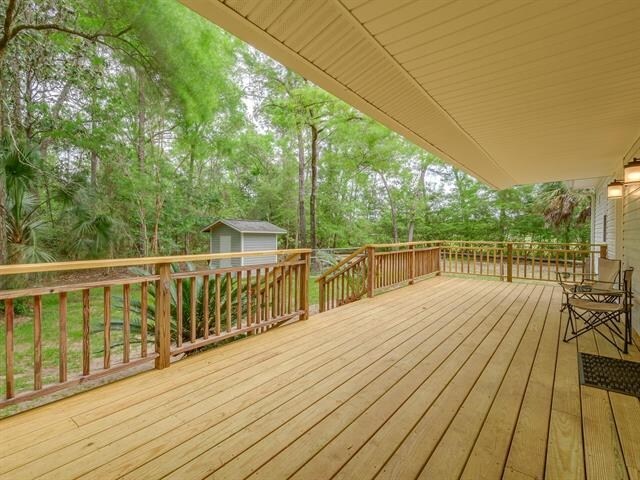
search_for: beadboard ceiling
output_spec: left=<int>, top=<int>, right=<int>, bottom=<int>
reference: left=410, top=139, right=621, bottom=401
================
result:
left=180, top=0, right=640, bottom=188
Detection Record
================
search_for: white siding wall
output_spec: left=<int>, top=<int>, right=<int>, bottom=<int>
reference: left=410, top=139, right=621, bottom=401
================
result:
left=597, top=153, right=640, bottom=334
left=242, top=233, right=278, bottom=266
left=624, top=183, right=640, bottom=333
left=592, top=176, right=622, bottom=259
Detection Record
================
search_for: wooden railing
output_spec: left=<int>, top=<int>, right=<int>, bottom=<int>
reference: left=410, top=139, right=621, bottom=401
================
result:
left=440, top=241, right=605, bottom=282
left=0, top=249, right=310, bottom=407
left=317, top=240, right=607, bottom=312
left=317, top=242, right=441, bottom=312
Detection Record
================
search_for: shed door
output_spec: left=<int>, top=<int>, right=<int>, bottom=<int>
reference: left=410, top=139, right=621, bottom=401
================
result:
left=219, top=235, right=232, bottom=267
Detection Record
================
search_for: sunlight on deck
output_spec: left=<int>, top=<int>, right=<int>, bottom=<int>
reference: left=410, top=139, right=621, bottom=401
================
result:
left=0, top=277, right=638, bottom=479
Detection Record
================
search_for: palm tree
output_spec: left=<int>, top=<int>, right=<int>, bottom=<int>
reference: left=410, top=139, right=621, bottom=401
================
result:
left=0, top=137, right=54, bottom=264
left=538, top=183, right=591, bottom=243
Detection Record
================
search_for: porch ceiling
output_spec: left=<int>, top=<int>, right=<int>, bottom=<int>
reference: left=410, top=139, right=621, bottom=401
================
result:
left=180, top=0, right=640, bottom=188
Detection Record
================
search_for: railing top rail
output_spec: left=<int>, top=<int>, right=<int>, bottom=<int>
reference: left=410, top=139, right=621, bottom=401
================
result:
left=366, top=241, right=440, bottom=248
left=316, top=245, right=367, bottom=282
left=0, top=248, right=312, bottom=276
left=440, top=240, right=604, bottom=247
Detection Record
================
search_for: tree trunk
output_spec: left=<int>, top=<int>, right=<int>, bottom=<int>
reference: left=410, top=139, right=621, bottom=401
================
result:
left=297, top=128, right=306, bottom=247
left=379, top=172, right=398, bottom=243
left=136, top=71, right=147, bottom=257
left=310, top=124, right=319, bottom=250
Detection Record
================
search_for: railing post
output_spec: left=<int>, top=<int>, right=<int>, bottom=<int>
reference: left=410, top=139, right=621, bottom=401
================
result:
left=155, top=262, right=172, bottom=369
left=409, top=244, right=415, bottom=285
left=318, top=277, right=326, bottom=313
left=600, top=244, right=608, bottom=259
left=506, top=243, right=513, bottom=282
left=300, top=251, right=310, bottom=320
left=435, top=245, right=441, bottom=275
left=367, top=246, right=375, bottom=298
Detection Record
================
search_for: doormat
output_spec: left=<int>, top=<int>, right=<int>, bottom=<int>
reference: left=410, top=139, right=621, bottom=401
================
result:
left=578, top=352, right=640, bottom=397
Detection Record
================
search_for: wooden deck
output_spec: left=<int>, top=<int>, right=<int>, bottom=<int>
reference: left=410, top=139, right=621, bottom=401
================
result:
left=0, top=276, right=638, bottom=480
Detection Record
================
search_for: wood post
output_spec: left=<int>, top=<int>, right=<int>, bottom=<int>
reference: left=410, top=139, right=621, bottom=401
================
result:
left=367, top=246, right=375, bottom=298
left=409, top=245, right=415, bottom=285
left=435, top=246, right=442, bottom=275
left=300, top=252, right=310, bottom=320
left=155, top=263, right=172, bottom=369
left=506, top=243, right=513, bottom=282
left=600, top=244, right=608, bottom=259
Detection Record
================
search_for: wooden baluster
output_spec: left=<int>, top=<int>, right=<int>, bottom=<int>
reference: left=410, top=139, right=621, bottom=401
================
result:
left=189, top=277, right=196, bottom=342
left=272, top=267, right=278, bottom=319
left=58, top=292, right=68, bottom=383
left=473, top=250, right=477, bottom=274
left=346, top=269, right=351, bottom=301
left=226, top=272, right=232, bottom=332
left=204, top=275, right=211, bottom=338
left=103, top=287, right=111, bottom=369
left=264, top=267, right=270, bottom=323
left=123, top=284, right=131, bottom=362
left=175, top=279, right=182, bottom=348
left=278, top=267, right=283, bottom=316
left=539, top=252, right=543, bottom=280
left=236, top=271, right=242, bottom=329
left=332, top=278, right=336, bottom=309
left=82, top=290, right=91, bottom=375
left=572, top=251, right=576, bottom=282
left=300, top=252, right=310, bottom=320
left=33, top=295, right=42, bottom=390
left=140, top=282, right=148, bottom=357
left=256, top=268, right=262, bottom=326
left=247, top=270, right=253, bottom=328
left=5, top=299, right=14, bottom=399
left=287, top=265, right=293, bottom=314
left=318, top=277, right=326, bottom=313
left=282, top=266, right=287, bottom=315
left=214, top=273, right=221, bottom=336
left=293, top=265, right=299, bottom=312
left=564, top=251, right=568, bottom=278
left=506, top=243, right=513, bottom=282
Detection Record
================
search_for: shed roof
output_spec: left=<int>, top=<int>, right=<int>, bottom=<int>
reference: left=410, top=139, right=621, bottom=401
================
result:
left=202, top=219, right=286, bottom=234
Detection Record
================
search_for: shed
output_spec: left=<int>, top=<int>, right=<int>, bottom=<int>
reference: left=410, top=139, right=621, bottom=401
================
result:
left=202, top=219, right=286, bottom=269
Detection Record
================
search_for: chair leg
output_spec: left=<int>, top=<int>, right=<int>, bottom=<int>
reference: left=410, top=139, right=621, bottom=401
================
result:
left=563, top=308, right=574, bottom=342
left=624, top=313, right=631, bottom=355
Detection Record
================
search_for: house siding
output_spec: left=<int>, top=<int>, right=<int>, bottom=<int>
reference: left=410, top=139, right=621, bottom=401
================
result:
left=592, top=176, right=621, bottom=259
left=242, top=233, right=278, bottom=266
left=623, top=181, right=640, bottom=334
left=592, top=157, right=639, bottom=333
left=210, top=225, right=242, bottom=268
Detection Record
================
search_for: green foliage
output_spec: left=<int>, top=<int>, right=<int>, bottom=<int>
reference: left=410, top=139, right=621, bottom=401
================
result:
left=0, top=0, right=592, bottom=269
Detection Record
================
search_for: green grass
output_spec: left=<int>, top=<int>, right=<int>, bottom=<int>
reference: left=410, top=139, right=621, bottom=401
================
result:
left=0, top=287, right=147, bottom=399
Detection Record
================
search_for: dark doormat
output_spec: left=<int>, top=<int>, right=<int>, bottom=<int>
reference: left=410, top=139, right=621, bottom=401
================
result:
left=578, top=352, right=640, bottom=397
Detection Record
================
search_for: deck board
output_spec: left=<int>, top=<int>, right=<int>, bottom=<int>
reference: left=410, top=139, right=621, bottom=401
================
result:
left=0, top=277, right=638, bottom=480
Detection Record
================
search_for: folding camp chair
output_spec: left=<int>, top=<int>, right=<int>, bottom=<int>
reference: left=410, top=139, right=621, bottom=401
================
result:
left=562, top=267, right=634, bottom=354
left=557, top=257, right=621, bottom=312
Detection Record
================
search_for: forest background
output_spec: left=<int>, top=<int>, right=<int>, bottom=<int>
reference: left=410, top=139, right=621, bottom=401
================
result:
left=0, top=0, right=591, bottom=268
